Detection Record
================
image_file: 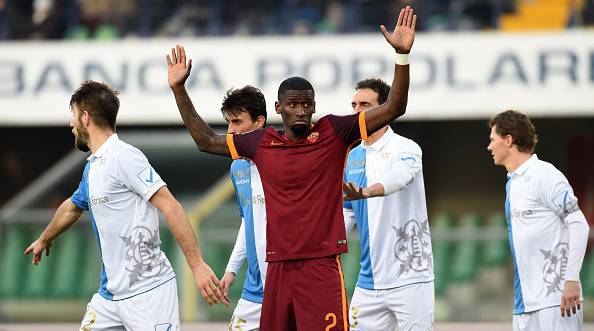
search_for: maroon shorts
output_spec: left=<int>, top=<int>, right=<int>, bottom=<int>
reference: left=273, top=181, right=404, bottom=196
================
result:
left=260, top=255, right=349, bottom=331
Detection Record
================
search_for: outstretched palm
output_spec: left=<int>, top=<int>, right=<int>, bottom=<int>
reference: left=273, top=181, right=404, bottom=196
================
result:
left=381, top=6, right=417, bottom=54
left=167, top=44, right=192, bottom=88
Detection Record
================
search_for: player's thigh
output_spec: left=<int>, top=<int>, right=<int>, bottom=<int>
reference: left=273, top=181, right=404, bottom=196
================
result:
left=260, top=261, right=296, bottom=331
left=229, top=298, right=262, bottom=331
left=387, top=282, right=434, bottom=331
left=349, top=287, right=395, bottom=331
left=536, top=306, right=583, bottom=331
left=121, top=278, right=180, bottom=331
left=80, top=293, right=125, bottom=331
left=293, top=256, right=348, bottom=331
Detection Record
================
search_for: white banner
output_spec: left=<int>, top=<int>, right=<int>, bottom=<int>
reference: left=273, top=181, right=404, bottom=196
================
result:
left=0, top=31, right=593, bottom=125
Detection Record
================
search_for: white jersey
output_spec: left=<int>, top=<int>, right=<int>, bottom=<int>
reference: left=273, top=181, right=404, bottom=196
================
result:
left=505, top=154, right=589, bottom=314
left=71, top=134, right=175, bottom=301
left=343, top=127, right=434, bottom=290
left=226, top=159, right=267, bottom=303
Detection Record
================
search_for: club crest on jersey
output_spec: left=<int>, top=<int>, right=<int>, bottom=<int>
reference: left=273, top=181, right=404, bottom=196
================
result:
left=120, top=225, right=169, bottom=286
left=541, top=242, right=569, bottom=296
left=393, top=219, right=433, bottom=274
left=307, top=132, right=319, bottom=143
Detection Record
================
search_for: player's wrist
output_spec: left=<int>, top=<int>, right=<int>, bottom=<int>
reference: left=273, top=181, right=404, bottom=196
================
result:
left=169, top=84, right=187, bottom=93
left=395, top=52, right=410, bottom=65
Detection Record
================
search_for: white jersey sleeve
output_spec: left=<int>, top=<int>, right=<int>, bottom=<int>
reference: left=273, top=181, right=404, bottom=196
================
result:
left=377, top=144, right=422, bottom=196
left=540, top=170, right=589, bottom=281
left=226, top=219, right=248, bottom=274
left=114, top=147, right=166, bottom=201
left=343, top=207, right=356, bottom=235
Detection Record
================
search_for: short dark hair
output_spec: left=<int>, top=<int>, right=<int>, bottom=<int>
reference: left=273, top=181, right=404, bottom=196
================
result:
left=221, top=85, right=267, bottom=126
left=70, top=81, right=119, bottom=130
left=277, top=76, right=314, bottom=101
left=356, top=78, right=390, bottom=105
left=489, top=110, right=538, bottom=153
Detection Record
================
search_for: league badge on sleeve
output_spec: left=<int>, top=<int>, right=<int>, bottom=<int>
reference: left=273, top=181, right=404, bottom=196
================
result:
left=137, top=166, right=162, bottom=188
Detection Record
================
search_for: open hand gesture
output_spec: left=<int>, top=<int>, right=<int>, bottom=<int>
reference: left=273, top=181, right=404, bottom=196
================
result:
left=167, top=44, right=192, bottom=88
left=24, top=238, right=52, bottom=265
left=381, top=6, right=417, bottom=54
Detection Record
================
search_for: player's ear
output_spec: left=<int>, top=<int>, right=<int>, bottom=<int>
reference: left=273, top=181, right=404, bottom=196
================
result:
left=505, top=134, right=513, bottom=147
left=275, top=101, right=281, bottom=114
left=312, top=101, right=316, bottom=114
left=256, top=115, right=265, bottom=129
left=82, top=111, right=90, bottom=127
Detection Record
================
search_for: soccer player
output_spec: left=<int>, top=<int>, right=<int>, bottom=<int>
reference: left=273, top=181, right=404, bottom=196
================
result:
left=217, top=86, right=268, bottom=331
left=342, top=78, right=434, bottom=331
left=166, top=6, right=417, bottom=330
left=24, top=81, right=224, bottom=331
left=487, top=110, right=589, bottom=331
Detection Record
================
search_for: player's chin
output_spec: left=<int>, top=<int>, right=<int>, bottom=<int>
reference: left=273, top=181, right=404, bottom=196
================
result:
left=291, top=123, right=308, bottom=135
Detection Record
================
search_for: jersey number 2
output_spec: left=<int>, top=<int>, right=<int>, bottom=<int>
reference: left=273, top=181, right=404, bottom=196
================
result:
left=325, top=312, right=337, bottom=331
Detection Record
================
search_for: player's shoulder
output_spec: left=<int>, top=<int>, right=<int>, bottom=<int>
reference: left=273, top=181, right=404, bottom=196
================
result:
left=231, top=159, right=252, bottom=171
left=530, top=157, right=569, bottom=190
left=111, top=140, right=148, bottom=164
left=390, top=132, right=422, bottom=154
left=532, top=157, right=564, bottom=178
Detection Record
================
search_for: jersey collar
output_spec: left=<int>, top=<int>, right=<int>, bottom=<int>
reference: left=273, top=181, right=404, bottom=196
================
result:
left=363, top=126, right=394, bottom=151
left=508, top=154, right=538, bottom=178
left=88, top=134, right=119, bottom=161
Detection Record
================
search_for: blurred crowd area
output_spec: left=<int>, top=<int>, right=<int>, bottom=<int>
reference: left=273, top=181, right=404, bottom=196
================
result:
left=0, top=0, right=593, bottom=40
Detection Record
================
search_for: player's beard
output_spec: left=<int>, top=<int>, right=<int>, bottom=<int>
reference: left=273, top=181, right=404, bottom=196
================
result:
left=74, top=122, right=90, bottom=152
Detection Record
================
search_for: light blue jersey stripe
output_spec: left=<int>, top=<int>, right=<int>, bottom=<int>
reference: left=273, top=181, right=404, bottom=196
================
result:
left=74, top=162, right=114, bottom=300
left=343, top=146, right=374, bottom=289
left=231, top=160, right=264, bottom=303
left=506, top=177, right=525, bottom=314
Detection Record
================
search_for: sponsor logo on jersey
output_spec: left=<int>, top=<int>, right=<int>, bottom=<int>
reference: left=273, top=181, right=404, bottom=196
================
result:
left=89, top=195, right=109, bottom=206
left=307, top=131, right=319, bottom=143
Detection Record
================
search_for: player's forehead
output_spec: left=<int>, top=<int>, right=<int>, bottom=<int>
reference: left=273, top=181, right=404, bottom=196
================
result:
left=489, top=125, right=501, bottom=139
left=282, top=90, right=314, bottom=102
left=224, top=109, right=251, bottom=121
left=352, top=88, right=379, bottom=104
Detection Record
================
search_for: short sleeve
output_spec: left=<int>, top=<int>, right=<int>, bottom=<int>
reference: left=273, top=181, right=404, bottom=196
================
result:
left=115, top=148, right=166, bottom=201
left=71, top=162, right=90, bottom=211
left=228, top=128, right=267, bottom=160
left=327, top=112, right=367, bottom=145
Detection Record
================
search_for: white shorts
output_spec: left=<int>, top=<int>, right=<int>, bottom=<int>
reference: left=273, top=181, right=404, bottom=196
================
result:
left=229, top=298, right=262, bottom=331
left=80, top=278, right=179, bottom=331
left=513, top=304, right=583, bottom=331
left=349, top=281, right=434, bottom=331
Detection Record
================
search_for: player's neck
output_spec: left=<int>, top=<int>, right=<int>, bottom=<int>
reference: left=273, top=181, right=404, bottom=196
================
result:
left=284, top=127, right=310, bottom=142
left=504, top=152, right=532, bottom=173
left=364, top=126, right=388, bottom=146
left=89, top=128, right=116, bottom=154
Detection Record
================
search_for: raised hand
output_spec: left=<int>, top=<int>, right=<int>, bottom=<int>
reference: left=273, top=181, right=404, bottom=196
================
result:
left=24, top=238, right=52, bottom=265
left=167, top=44, right=192, bottom=88
left=381, top=6, right=417, bottom=54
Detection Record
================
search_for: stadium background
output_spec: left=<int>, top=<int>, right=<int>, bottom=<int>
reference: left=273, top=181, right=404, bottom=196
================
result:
left=0, top=0, right=593, bottom=328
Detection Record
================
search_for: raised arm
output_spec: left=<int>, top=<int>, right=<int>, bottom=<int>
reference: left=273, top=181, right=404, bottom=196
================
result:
left=365, top=6, right=417, bottom=134
left=24, top=198, right=83, bottom=265
left=167, top=44, right=230, bottom=156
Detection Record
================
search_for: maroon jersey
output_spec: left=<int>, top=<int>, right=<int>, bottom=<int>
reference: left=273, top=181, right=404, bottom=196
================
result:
left=227, top=112, right=367, bottom=261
